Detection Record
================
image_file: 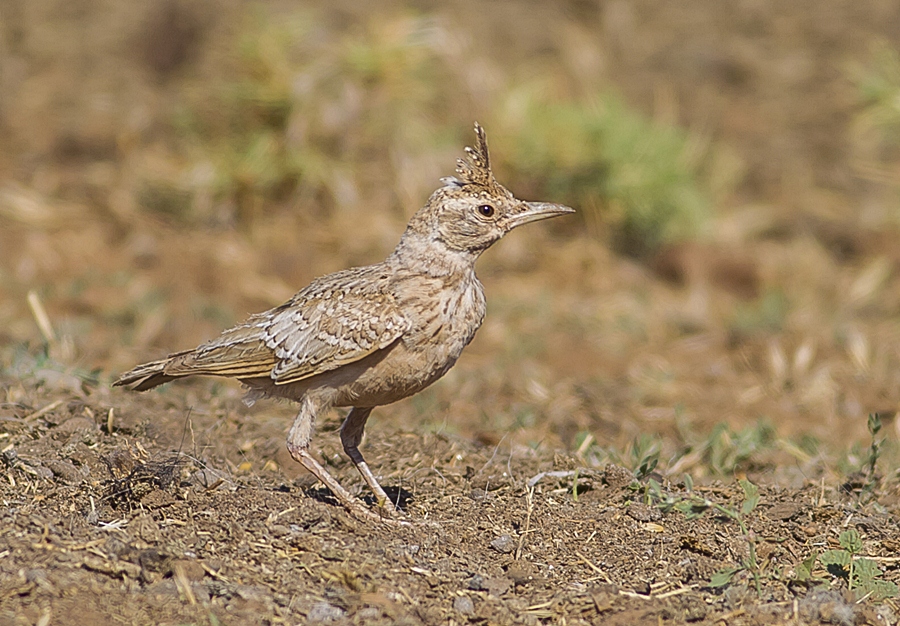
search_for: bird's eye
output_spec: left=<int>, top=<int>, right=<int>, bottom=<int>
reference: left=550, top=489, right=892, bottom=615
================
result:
left=477, top=204, right=495, bottom=218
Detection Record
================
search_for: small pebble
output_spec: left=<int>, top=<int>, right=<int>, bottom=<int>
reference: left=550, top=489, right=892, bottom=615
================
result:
left=1, top=447, right=18, bottom=467
left=453, top=595, right=475, bottom=615
left=269, top=524, right=291, bottom=537
left=490, top=534, right=515, bottom=554
left=106, top=449, right=135, bottom=478
left=506, top=561, right=536, bottom=585
left=486, top=577, right=512, bottom=596
left=766, top=502, right=802, bottom=521
left=468, top=575, right=511, bottom=596
left=356, top=607, right=382, bottom=620
left=307, top=601, right=345, bottom=623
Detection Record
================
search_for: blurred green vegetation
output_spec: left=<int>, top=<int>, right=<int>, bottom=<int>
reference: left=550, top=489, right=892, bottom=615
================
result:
left=853, top=41, right=900, bottom=224
left=170, top=11, right=459, bottom=225
left=155, top=6, right=719, bottom=255
left=856, top=42, right=900, bottom=148
left=729, top=289, right=789, bottom=339
left=701, top=420, right=776, bottom=476
left=500, top=86, right=713, bottom=256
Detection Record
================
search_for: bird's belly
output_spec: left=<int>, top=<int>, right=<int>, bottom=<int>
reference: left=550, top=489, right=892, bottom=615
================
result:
left=331, top=332, right=469, bottom=407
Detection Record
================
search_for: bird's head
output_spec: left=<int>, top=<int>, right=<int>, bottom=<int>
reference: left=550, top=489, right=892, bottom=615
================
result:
left=404, top=123, right=575, bottom=255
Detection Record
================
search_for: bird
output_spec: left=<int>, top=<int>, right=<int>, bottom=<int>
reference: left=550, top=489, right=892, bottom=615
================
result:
left=114, top=123, right=574, bottom=523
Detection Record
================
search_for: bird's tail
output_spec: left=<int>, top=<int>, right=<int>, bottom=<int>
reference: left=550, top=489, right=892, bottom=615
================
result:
left=113, top=351, right=193, bottom=391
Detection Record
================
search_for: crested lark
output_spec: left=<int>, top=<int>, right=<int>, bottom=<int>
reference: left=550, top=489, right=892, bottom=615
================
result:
left=115, top=123, right=574, bottom=523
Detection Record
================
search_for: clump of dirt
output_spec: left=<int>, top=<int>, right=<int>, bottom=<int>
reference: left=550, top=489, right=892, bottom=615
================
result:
left=2, top=351, right=898, bottom=625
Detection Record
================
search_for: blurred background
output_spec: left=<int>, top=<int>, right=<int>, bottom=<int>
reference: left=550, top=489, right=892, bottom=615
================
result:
left=2, top=0, right=900, bottom=478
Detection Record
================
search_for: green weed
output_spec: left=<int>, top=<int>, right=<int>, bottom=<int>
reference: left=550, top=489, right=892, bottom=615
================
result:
left=792, top=550, right=822, bottom=586
left=838, top=413, right=894, bottom=500
left=630, top=434, right=661, bottom=480
left=606, top=433, right=661, bottom=479
left=819, top=529, right=898, bottom=601
left=864, top=413, right=884, bottom=494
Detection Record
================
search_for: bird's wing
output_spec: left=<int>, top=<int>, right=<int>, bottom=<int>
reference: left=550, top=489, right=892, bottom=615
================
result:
left=262, top=281, right=410, bottom=385
left=160, top=269, right=410, bottom=385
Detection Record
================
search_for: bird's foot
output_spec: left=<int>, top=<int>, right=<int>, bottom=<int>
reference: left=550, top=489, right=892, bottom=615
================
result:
left=289, top=445, right=409, bottom=526
left=344, top=496, right=411, bottom=527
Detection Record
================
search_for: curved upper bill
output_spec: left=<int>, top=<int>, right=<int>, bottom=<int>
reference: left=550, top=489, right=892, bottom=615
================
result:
left=505, top=202, right=576, bottom=230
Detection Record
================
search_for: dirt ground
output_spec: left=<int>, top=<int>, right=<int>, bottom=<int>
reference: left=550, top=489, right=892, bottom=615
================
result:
left=4, top=1, right=900, bottom=625
left=2, top=359, right=900, bottom=626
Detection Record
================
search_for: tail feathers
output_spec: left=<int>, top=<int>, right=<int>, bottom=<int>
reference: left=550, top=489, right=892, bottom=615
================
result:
left=113, top=355, right=188, bottom=391
left=114, top=344, right=277, bottom=391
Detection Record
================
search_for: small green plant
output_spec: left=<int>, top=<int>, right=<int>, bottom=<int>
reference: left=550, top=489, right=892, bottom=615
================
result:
left=863, top=413, right=883, bottom=495
left=819, top=528, right=898, bottom=601
left=605, top=434, right=662, bottom=483
left=630, top=434, right=661, bottom=480
left=840, top=413, right=890, bottom=500
left=792, top=550, right=821, bottom=585
left=649, top=478, right=763, bottom=596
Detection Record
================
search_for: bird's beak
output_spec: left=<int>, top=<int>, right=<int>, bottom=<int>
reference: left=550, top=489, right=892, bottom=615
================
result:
left=505, top=202, right=576, bottom=230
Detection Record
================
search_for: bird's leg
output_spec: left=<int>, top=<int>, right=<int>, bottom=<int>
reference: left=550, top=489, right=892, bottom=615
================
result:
left=340, top=407, right=397, bottom=512
left=286, top=396, right=400, bottom=524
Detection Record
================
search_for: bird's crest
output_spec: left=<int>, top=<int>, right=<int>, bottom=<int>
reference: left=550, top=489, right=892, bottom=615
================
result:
left=443, top=123, right=513, bottom=198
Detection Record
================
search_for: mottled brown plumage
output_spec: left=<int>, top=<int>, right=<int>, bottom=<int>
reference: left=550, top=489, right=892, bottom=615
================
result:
left=115, top=124, right=574, bottom=523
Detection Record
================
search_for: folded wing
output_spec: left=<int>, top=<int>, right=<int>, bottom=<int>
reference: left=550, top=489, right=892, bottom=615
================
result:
left=114, top=269, right=409, bottom=390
